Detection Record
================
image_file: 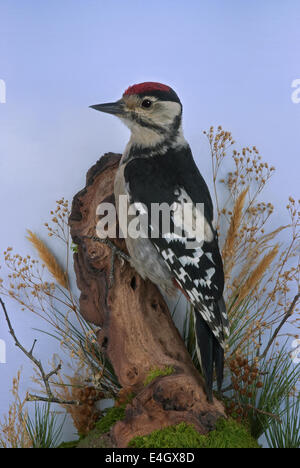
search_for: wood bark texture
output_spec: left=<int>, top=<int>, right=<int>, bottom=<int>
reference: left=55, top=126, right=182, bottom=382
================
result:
left=69, top=152, right=225, bottom=448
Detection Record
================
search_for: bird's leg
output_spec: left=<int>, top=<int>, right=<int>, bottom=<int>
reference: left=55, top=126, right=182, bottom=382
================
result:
left=81, top=235, right=130, bottom=288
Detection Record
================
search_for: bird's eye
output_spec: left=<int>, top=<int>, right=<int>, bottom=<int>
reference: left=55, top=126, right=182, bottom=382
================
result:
left=141, top=99, right=152, bottom=108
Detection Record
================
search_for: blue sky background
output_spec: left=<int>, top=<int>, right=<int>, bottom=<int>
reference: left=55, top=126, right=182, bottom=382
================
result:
left=0, top=0, right=299, bottom=444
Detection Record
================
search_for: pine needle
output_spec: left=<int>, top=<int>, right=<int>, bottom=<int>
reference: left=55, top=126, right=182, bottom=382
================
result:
left=26, top=230, right=68, bottom=289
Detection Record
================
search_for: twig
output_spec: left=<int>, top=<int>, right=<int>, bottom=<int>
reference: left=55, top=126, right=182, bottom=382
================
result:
left=29, top=339, right=37, bottom=356
left=0, top=297, right=81, bottom=406
left=26, top=394, right=80, bottom=405
left=221, top=383, right=233, bottom=394
left=246, top=404, right=281, bottom=423
left=260, top=292, right=300, bottom=360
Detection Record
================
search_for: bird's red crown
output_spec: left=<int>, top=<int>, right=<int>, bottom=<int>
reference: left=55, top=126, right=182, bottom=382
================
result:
left=123, top=82, right=171, bottom=96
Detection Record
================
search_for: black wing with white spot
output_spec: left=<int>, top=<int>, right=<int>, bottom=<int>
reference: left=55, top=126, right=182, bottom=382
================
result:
left=124, top=146, right=229, bottom=343
left=124, top=145, right=229, bottom=400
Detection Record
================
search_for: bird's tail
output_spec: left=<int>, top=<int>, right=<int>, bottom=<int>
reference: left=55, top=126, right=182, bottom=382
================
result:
left=193, top=305, right=225, bottom=403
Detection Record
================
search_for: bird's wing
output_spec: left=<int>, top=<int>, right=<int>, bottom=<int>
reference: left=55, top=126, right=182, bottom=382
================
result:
left=124, top=146, right=229, bottom=347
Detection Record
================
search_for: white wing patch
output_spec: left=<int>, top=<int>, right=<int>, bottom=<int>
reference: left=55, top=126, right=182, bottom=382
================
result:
left=176, top=267, right=192, bottom=283
left=205, top=252, right=214, bottom=264
left=205, top=267, right=215, bottom=279
left=145, top=188, right=226, bottom=347
left=163, top=232, right=186, bottom=243
left=171, top=188, right=214, bottom=243
left=178, top=247, right=204, bottom=267
left=161, top=248, right=176, bottom=264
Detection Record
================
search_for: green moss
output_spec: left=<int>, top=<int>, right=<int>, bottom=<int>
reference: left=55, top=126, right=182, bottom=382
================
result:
left=119, top=391, right=135, bottom=406
left=128, top=418, right=261, bottom=448
left=94, top=405, right=127, bottom=435
left=58, top=407, right=260, bottom=449
left=76, top=431, right=111, bottom=448
left=59, top=399, right=260, bottom=449
left=58, top=405, right=127, bottom=448
left=58, top=439, right=80, bottom=449
left=144, top=366, right=174, bottom=387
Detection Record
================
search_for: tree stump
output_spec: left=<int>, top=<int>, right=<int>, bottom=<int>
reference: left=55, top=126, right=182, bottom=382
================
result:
left=69, top=152, right=225, bottom=448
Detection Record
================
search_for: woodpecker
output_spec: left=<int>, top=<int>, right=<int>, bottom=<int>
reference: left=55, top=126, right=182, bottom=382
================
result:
left=91, top=82, right=229, bottom=402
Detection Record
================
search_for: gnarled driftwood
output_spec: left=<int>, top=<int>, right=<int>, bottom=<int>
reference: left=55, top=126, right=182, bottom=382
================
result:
left=69, top=152, right=225, bottom=448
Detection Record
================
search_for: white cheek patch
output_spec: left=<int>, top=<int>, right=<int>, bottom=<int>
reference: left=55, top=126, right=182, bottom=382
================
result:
left=121, top=100, right=186, bottom=151
left=152, top=101, right=182, bottom=126
left=121, top=117, right=165, bottom=147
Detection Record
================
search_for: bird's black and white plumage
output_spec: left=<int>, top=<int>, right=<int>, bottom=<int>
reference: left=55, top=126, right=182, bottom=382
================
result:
left=91, top=82, right=230, bottom=402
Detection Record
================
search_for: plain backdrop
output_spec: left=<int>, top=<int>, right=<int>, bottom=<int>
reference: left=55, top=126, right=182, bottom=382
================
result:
left=0, top=0, right=299, bottom=445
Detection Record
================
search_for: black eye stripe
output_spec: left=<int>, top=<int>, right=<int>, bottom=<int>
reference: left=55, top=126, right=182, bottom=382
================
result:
left=141, top=99, right=152, bottom=108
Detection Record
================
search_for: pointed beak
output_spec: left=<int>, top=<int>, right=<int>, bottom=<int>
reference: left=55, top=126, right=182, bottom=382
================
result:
left=89, top=99, right=125, bottom=116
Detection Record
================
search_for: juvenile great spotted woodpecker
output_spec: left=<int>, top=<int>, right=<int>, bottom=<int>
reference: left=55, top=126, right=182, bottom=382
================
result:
left=91, top=82, right=229, bottom=402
